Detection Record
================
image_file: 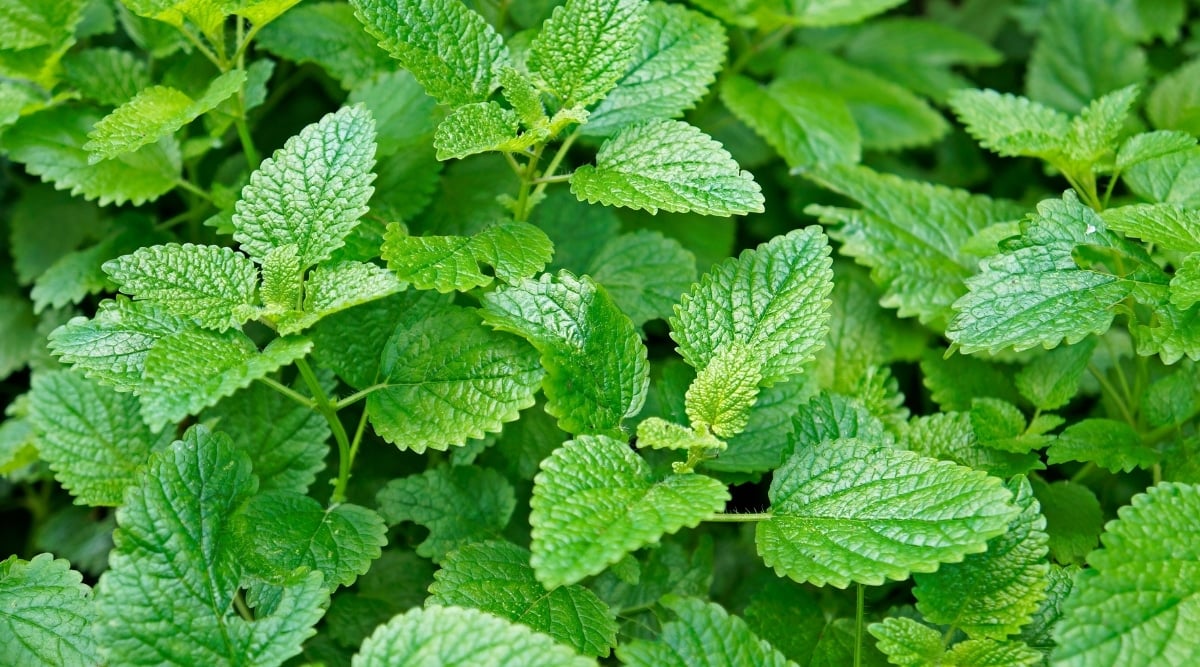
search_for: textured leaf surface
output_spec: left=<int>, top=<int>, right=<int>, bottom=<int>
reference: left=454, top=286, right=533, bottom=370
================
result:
left=433, top=101, right=525, bottom=160
left=530, top=435, right=729, bottom=588
left=530, top=0, right=643, bottom=109
left=429, top=540, right=618, bottom=657
left=585, top=230, right=696, bottom=329
left=376, top=465, right=515, bottom=562
left=685, top=342, right=762, bottom=438
left=256, top=2, right=394, bottom=89
left=583, top=2, right=725, bottom=136
left=366, top=304, right=541, bottom=452
left=481, top=272, right=648, bottom=437
left=352, top=605, right=596, bottom=667
left=0, top=553, right=95, bottom=667
left=805, top=164, right=1024, bottom=328
left=62, top=47, right=151, bottom=106
left=1053, top=483, right=1200, bottom=665
left=28, top=369, right=171, bottom=506
left=949, top=89, right=1071, bottom=159
left=758, top=438, right=1018, bottom=588
left=233, top=104, right=376, bottom=267
left=1015, top=339, right=1095, bottom=411
left=901, top=412, right=1043, bottom=478
left=868, top=617, right=943, bottom=666
left=721, top=76, right=860, bottom=169
left=96, top=428, right=327, bottom=666
left=571, top=119, right=764, bottom=216
left=383, top=221, right=553, bottom=293
left=671, top=227, right=833, bottom=384
left=275, top=260, right=404, bottom=335
left=1047, top=417, right=1158, bottom=473
left=1032, top=479, right=1103, bottom=566
left=1102, top=203, right=1200, bottom=253
left=617, top=596, right=794, bottom=667
left=350, top=0, right=508, bottom=106
left=102, top=243, right=259, bottom=331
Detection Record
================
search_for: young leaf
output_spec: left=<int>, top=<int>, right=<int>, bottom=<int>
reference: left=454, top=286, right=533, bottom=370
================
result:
left=671, top=226, right=833, bottom=384
left=1101, top=203, right=1200, bottom=253
left=570, top=119, right=764, bottom=217
left=429, top=540, right=619, bottom=657
left=256, top=2, right=394, bottom=89
left=1123, top=146, right=1200, bottom=208
left=705, top=378, right=813, bottom=475
left=28, top=369, right=172, bottom=506
left=376, top=465, right=516, bottom=562
left=529, top=435, right=729, bottom=588
left=685, top=342, right=762, bottom=438
left=1172, top=254, right=1200, bottom=309
left=233, top=104, right=377, bottom=268
left=1047, top=418, right=1159, bottom=473
left=757, top=438, right=1018, bottom=588
left=1032, top=479, right=1103, bottom=566
left=867, top=617, right=944, bottom=667
left=382, top=221, right=553, bottom=293
left=96, top=427, right=327, bottom=666
left=721, top=76, right=860, bottom=169
left=481, top=272, right=649, bottom=438
left=901, top=412, right=1043, bottom=478
left=1053, top=483, right=1200, bottom=665
left=914, top=476, right=1050, bottom=639
left=1134, top=301, right=1200, bottom=364
left=0, top=553, right=96, bottom=667
left=433, top=101, right=527, bottom=160
left=585, top=230, right=696, bottom=330
left=352, top=605, right=597, bottom=667
left=274, top=260, right=404, bottom=335
left=62, top=47, right=151, bottom=106
left=948, top=89, right=1071, bottom=160
left=1014, top=338, right=1095, bottom=411
left=582, top=2, right=724, bottom=136
left=529, top=0, right=644, bottom=109
left=365, top=304, right=541, bottom=452
left=617, top=596, right=794, bottom=667
left=350, top=0, right=509, bottom=107
left=84, top=70, right=245, bottom=162
left=102, top=243, right=259, bottom=331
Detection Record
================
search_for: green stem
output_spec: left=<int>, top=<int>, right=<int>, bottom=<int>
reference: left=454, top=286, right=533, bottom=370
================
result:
left=703, top=512, right=771, bottom=522
left=502, top=151, right=525, bottom=178
left=1101, top=172, right=1120, bottom=210
left=235, top=112, right=261, bottom=169
left=333, top=383, right=389, bottom=410
left=294, top=358, right=354, bottom=504
left=530, top=173, right=573, bottom=185
left=256, top=376, right=315, bottom=409
left=175, top=179, right=212, bottom=201
left=1069, top=461, right=1097, bottom=484
left=1088, top=363, right=1137, bottom=427
left=513, top=143, right=547, bottom=222
left=233, top=590, right=254, bottom=621
left=529, top=130, right=580, bottom=202
left=854, top=584, right=866, bottom=667
left=178, top=27, right=224, bottom=70
left=347, top=404, right=370, bottom=483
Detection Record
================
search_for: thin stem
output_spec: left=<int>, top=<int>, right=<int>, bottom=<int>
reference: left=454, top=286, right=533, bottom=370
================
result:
left=529, top=130, right=581, bottom=202
left=255, top=376, right=315, bottom=410
left=235, top=111, right=261, bottom=169
left=294, top=358, right=355, bottom=504
left=513, top=143, right=547, bottom=222
left=1069, top=461, right=1097, bottom=484
left=333, top=383, right=390, bottom=410
left=347, top=404, right=370, bottom=480
left=175, top=179, right=212, bottom=202
left=1088, top=363, right=1137, bottom=427
left=232, top=24, right=264, bottom=64
left=530, top=173, right=572, bottom=185
left=503, top=151, right=525, bottom=178
left=854, top=584, right=866, bottom=667
left=154, top=210, right=193, bottom=232
left=1101, top=172, right=1120, bottom=209
left=704, top=512, right=771, bottom=522
left=233, top=590, right=254, bottom=621
left=177, top=27, right=224, bottom=70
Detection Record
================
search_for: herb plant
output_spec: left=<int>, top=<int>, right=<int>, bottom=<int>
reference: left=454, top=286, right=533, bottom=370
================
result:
left=2, top=0, right=1199, bottom=665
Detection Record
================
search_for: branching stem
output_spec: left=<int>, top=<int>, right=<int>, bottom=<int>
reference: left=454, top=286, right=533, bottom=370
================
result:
left=294, top=358, right=355, bottom=504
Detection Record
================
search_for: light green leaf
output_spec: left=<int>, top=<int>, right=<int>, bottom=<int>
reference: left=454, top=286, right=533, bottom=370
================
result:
left=224, top=0, right=299, bottom=25
left=685, top=342, right=762, bottom=438
left=433, top=101, right=527, bottom=160
left=275, top=260, right=404, bottom=335
left=636, top=417, right=723, bottom=452
left=1148, top=58, right=1200, bottom=136
left=617, top=596, right=795, bottom=667
left=1172, top=254, right=1200, bottom=310
left=570, top=119, right=764, bottom=216
left=1047, top=418, right=1158, bottom=473
left=6, top=106, right=180, bottom=206
left=429, top=540, right=618, bottom=657
left=790, top=0, right=904, bottom=26
left=529, top=0, right=643, bottom=109
left=1123, top=146, right=1200, bottom=207
left=1135, top=301, right=1200, bottom=364
left=583, top=1, right=725, bottom=136
left=970, top=398, right=1049, bottom=455
left=382, top=221, right=553, bottom=293
left=1115, top=130, right=1197, bottom=172
left=1053, top=482, right=1200, bottom=666
left=139, top=330, right=312, bottom=431
left=256, top=2, right=394, bottom=89
left=102, top=243, right=259, bottom=331
left=259, top=244, right=302, bottom=310
left=868, top=617, right=944, bottom=667
left=96, top=427, right=327, bottom=666
left=233, top=104, right=377, bottom=267
left=530, top=434, right=729, bottom=588
left=705, top=378, right=813, bottom=475
left=914, top=476, right=1049, bottom=639
left=352, top=605, right=596, bottom=667
left=233, top=491, right=386, bottom=590
left=805, top=164, right=1024, bottom=329
left=671, top=226, right=833, bottom=384
left=945, top=638, right=1042, bottom=666
left=481, top=272, right=649, bottom=438
left=376, top=465, right=515, bottom=562
left=499, top=66, right=547, bottom=130
left=28, top=369, right=171, bottom=506
left=366, top=304, right=542, bottom=452
left=0, top=0, right=85, bottom=49
left=84, top=70, right=245, bottom=161
left=721, top=76, right=860, bottom=169
left=1031, top=479, right=1103, bottom=566
left=62, top=47, right=151, bottom=106
left=0, top=553, right=95, bottom=667
left=585, top=230, right=696, bottom=330
left=758, top=438, right=1018, bottom=588
left=1102, top=203, right=1200, bottom=253
left=901, top=411, right=1044, bottom=478
left=122, top=0, right=224, bottom=40
left=1015, top=338, right=1095, bottom=411
left=949, top=88, right=1070, bottom=159
left=350, top=0, right=509, bottom=107
left=1066, top=84, right=1140, bottom=165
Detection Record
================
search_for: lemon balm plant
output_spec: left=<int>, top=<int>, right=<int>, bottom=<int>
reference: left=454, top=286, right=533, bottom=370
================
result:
left=2, top=0, right=1200, bottom=665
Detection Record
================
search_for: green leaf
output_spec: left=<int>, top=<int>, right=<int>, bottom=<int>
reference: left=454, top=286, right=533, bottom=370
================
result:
left=582, top=2, right=724, bottom=136
left=27, top=369, right=172, bottom=506
left=914, top=476, right=1050, bottom=639
left=970, top=398, right=1050, bottom=455
left=901, top=411, right=1044, bottom=478
left=1031, top=479, right=1103, bottom=566
left=1047, top=418, right=1159, bottom=473
left=636, top=417, right=723, bottom=452
left=529, top=435, right=729, bottom=588
left=672, top=226, right=834, bottom=387
left=350, top=0, right=509, bottom=107
left=96, top=427, right=327, bottom=666
left=233, top=104, right=377, bottom=268
left=868, top=617, right=944, bottom=667
left=84, top=70, right=245, bottom=161
left=499, top=66, right=547, bottom=130
left=256, top=2, right=394, bottom=89
left=0, top=295, right=36, bottom=381
left=1115, top=130, right=1196, bottom=173
left=8, top=185, right=104, bottom=287
left=348, top=69, right=437, bottom=156
left=102, top=243, right=259, bottom=331
left=1053, top=482, right=1200, bottom=665
left=1148, top=58, right=1200, bottom=136
left=948, top=88, right=1070, bottom=160
left=1026, top=0, right=1146, bottom=113
left=233, top=491, right=386, bottom=590
left=805, top=164, right=1025, bottom=329
left=382, top=221, right=553, bottom=293
left=366, top=304, right=541, bottom=452
left=1102, top=203, right=1200, bottom=253
left=139, top=330, right=313, bottom=431
left=1015, top=338, right=1095, bottom=411
left=0, top=0, right=85, bottom=49
left=376, top=464, right=516, bottom=562
left=275, top=260, right=404, bottom=335
left=433, top=101, right=527, bottom=160
left=0, top=553, right=96, bottom=667
left=945, top=638, right=1042, bottom=666
left=1123, top=146, right=1200, bottom=207
left=1135, top=301, right=1200, bottom=364
left=721, top=76, right=860, bottom=169
left=617, top=596, right=795, bottom=667
left=352, top=605, right=597, bottom=667
left=6, top=105, right=181, bottom=206
left=481, top=272, right=649, bottom=438
left=62, top=47, right=151, bottom=106
left=429, top=540, right=618, bottom=657
left=790, top=0, right=904, bottom=26
left=30, top=224, right=156, bottom=314
left=585, top=230, right=696, bottom=330
left=920, top=349, right=1023, bottom=412
left=685, top=342, right=762, bottom=438
left=529, top=0, right=643, bottom=109
left=570, top=119, right=764, bottom=216
left=758, top=438, right=1018, bottom=588
left=705, top=378, right=813, bottom=475
left=122, top=0, right=224, bottom=40
left=1171, top=254, right=1200, bottom=310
